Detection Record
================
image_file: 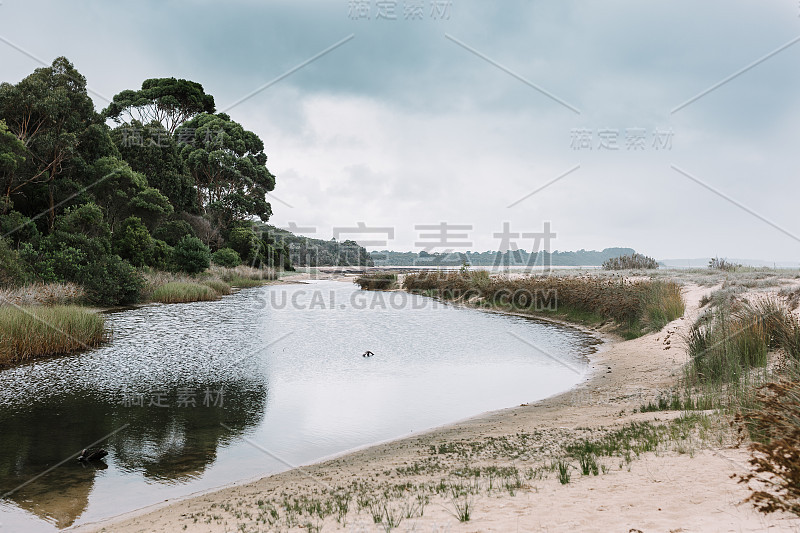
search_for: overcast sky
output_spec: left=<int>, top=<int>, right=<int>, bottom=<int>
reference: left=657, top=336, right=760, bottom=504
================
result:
left=1, top=0, right=799, bottom=261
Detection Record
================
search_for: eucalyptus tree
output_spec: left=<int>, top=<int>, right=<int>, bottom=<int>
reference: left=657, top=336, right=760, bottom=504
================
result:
left=178, top=113, right=275, bottom=230
left=103, top=78, right=215, bottom=134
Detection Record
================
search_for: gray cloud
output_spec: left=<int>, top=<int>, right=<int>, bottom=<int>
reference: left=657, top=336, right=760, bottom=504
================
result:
left=0, top=0, right=798, bottom=261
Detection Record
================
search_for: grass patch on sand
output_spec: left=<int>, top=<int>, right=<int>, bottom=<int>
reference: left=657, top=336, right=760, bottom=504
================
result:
left=0, top=305, right=107, bottom=365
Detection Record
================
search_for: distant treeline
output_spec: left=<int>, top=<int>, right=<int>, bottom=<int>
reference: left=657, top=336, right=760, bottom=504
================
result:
left=262, top=225, right=373, bottom=267
left=370, top=248, right=636, bottom=267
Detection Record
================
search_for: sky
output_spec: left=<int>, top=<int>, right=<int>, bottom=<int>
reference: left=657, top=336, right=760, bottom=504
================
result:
left=1, top=0, right=799, bottom=261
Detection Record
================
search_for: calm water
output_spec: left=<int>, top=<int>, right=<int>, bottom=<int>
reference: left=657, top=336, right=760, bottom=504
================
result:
left=0, top=280, right=599, bottom=531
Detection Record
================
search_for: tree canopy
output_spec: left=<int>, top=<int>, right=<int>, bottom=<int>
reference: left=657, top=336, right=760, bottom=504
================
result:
left=103, top=78, right=215, bottom=134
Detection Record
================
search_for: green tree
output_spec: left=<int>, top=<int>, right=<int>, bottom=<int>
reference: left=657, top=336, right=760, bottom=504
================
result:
left=113, top=216, right=153, bottom=267
left=0, top=119, right=26, bottom=211
left=111, top=120, right=197, bottom=213
left=89, top=156, right=173, bottom=230
left=178, top=113, right=275, bottom=230
left=172, top=235, right=210, bottom=274
left=0, top=57, right=99, bottom=229
left=103, top=78, right=215, bottom=134
left=153, top=219, right=195, bottom=246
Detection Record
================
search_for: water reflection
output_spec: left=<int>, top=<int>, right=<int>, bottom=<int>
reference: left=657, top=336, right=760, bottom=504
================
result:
left=0, top=380, right=266, bottom=527
left=0, top=280, right=598, bottom=530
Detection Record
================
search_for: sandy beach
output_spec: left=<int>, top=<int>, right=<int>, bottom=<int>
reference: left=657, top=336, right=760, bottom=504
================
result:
left=72, top=280, right=800, bottom=533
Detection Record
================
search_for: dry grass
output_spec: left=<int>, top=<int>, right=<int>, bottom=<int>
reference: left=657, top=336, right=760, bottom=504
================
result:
left=402, top=271, right=684, bottom=338
left=0, top=282, right=85, bottom=306
left=0, top=305, right=107, bottom=365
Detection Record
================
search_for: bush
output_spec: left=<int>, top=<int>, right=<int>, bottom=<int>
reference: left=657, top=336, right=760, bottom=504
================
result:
left=153, top=219, right=195, bottom=246
left=227, top=226, right=260, bottom=264
left=602, top=253, right=659, bottom=270
left=113, top=216, right=153, bottom=267
left=355, top=272, right=397, bottom=290
left=82, top=254, right=144, bottom=306
left=172, top=235, right=211, bottom=274
left=149, top=239, right=173, bottom=270
left=709, top=257, right=742, bottom=271
left=0, top=238, right=28, bottom=287
left=738, top=378, right=800, bottom=516
left=211, top=247, right=241, bottom=268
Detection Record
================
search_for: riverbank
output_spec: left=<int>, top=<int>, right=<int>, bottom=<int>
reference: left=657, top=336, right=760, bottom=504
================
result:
left=74, top=278, right=800, bottom=532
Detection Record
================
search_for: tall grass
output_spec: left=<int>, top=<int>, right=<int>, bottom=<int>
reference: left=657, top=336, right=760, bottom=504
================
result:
left=150, top=282, right=219, bottom=304
left=0, top=282, right=86, bottom=306
left=402, top=271, right=684, bottom=338
left=685, top=296, right=800, bottom=386
left=0, top=305, right=107, bottom=365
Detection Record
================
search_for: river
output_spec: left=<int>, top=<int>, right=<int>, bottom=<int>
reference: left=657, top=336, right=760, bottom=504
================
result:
left=0, top=280, right=599, bottom=531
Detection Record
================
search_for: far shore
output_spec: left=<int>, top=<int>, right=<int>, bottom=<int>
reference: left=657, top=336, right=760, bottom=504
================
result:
left=72, top=272, right=800, bottom=533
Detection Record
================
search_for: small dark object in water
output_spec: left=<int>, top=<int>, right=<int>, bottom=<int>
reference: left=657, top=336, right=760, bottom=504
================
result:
left=362, top=350, right=374, bottom=357
left=78, top=448, right=108, bottom=462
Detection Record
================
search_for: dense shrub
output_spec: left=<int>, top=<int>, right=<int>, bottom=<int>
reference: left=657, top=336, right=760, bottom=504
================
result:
left=113, top=216, right=153, bottom=267
left=149, top=239, right=173, bottom=270
left=0, top=238, right=28, bottom=287
left=602, top=253, right=659, bottom=270
left=81, top=254, right=144, bottom=306
left=211, top=247, right=241, bottom=267
left=227, top=226, right=260, bottom=264
left=172, top=235, right=211, bottom=274
left=709, top=257, right=742, bottom=271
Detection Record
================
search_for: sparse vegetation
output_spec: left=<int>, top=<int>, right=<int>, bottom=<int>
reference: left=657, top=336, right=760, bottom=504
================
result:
left=709, top=257, right=742, bottom=272
left=602, top=253, right=659, bottom=270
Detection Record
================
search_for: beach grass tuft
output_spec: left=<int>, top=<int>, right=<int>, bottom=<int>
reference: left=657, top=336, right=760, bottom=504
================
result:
left=150, top=282, right=219, bottom=304
left=0, top=305, right=107, bottom=364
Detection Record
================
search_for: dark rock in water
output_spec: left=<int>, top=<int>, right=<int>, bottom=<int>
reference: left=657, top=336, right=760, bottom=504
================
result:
left=78, top=448, right=108, bottom=462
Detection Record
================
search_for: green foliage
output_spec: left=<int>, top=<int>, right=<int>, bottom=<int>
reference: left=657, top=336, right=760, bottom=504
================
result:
left=0, top=57, right=100, bottom=230
left=150, top=239, right=173, bottom=270
left=103, top=78, right=215, bottom=134
left=355, top=273, right=397, bottom=290
left=0, top=238, right=28, bottom=287
left=211, top=247, right=241, bottom=268
left=178, top=113, right=275, bottom=227
left=686, top=297, right=800, bottom=384
left=111, top=120, right=198, bottom=213
left=153, top=219, right=195, bottom=246
left=90, top=156, right=172, bottom=230
left=227, top=226, right=260, bottom=263
left=0, top=210, right=39, bottom=248
left=172, top=235, right=210, bottom=274
left=81, top=254, right=143, bottom=306
left=0, top=119, right=26, bottom=204
left=113, top=216, right=153, bottom=267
